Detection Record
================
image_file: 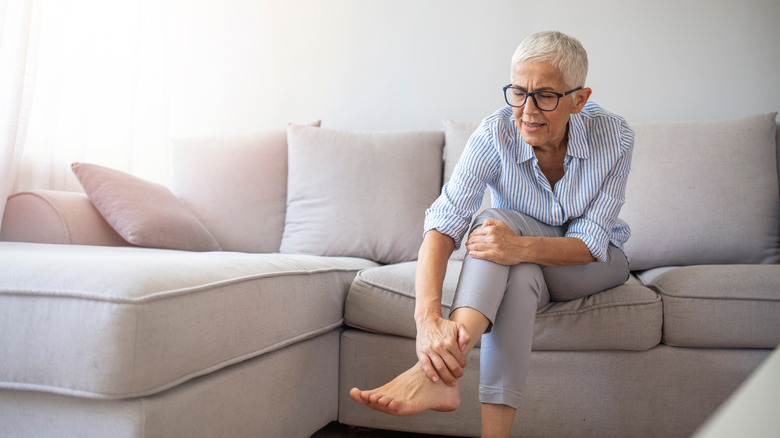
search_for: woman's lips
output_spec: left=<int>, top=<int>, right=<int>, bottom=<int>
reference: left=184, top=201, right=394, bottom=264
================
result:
left=523, top=121, right=545, bottom=132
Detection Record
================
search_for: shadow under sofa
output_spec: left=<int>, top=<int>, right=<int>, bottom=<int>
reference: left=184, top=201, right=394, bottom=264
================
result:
left=1, top=112, right=779, bottom=437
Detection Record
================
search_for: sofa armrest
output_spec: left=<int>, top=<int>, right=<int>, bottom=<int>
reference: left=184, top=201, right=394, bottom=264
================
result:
left=0, top=190, right=128, bottom=246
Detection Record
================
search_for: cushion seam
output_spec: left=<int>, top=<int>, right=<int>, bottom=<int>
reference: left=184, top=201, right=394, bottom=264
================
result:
left=19, top=191, right=74, bottom=244
left=654, top=285, right=780, bottom=302
left=0, top=267, right=364, bottom=303
left=353, top=274, right=416, bottom=299
left=0, top=320, right=345, bottom=400
left=536, top=297, right=662, bottom=318
left=356, top=275, right=664, bottom=317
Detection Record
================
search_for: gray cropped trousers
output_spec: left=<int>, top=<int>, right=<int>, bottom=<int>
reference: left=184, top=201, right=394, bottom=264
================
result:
left=450, top=209, right=629, bottom=409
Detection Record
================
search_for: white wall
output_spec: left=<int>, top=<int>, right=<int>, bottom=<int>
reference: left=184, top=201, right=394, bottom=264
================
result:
left=168, top=0, right=780, bottom=135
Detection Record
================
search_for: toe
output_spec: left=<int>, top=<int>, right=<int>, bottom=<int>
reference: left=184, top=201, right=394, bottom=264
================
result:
left=349, top=388, right=368, bottom=405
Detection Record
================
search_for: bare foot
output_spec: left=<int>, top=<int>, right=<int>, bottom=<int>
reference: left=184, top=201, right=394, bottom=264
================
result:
left=349, top=362, right=460, bottom=416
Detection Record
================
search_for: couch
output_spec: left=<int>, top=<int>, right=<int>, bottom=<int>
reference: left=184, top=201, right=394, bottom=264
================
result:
left=0, top=112, right=778, bottom=438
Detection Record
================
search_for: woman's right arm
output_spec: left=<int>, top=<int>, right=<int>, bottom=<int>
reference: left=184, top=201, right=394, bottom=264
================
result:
left=413, top=229, right=470, bottom=386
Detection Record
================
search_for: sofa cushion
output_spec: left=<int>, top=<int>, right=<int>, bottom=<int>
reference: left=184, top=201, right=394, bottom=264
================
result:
left=0, top=242, right=376, bottom=399
left=72, top=162, right=221, bottom=252
left=170, top=130, right=291, bottom=253
left=621, top=112, right=779, bottom=270
left=280, top=125, right=444, bottom=265
left=643, top=264, right=780, bottom=348
left=345, top=260, right=662, bottom=351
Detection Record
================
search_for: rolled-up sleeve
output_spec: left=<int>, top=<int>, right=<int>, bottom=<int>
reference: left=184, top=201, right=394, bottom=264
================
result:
left=424, top=122, right=500, bottom=249
left=566, top=123, right=634, bottom=262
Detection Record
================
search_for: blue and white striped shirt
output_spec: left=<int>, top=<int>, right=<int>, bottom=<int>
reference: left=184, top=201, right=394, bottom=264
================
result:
left=424, top=101, right=634, bottom=263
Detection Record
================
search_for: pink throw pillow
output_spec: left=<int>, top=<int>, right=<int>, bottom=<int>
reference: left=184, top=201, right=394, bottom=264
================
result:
left=71, top=162, right=221, bottom=252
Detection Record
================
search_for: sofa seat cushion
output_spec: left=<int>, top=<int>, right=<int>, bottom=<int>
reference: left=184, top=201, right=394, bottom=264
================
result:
left=642, top=265, right=780, bottom=348
left=0, top=242, right=377, bottom=399
left=345, top=261, right=663, bottom=351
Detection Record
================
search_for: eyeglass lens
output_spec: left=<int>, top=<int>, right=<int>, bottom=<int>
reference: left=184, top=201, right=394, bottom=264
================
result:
left=505, top=89, right=561, bottom=111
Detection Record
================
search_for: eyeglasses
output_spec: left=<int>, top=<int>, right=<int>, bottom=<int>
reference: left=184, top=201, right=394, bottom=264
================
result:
left=503, top=85, right=582, bottom=111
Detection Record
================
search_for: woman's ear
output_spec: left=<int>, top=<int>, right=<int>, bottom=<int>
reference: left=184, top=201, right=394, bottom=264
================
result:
left=572, top=87, right=592, bottom=113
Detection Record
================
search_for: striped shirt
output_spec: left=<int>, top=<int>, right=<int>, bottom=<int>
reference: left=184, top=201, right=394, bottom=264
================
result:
left=424, top=101, right=634, bottom=263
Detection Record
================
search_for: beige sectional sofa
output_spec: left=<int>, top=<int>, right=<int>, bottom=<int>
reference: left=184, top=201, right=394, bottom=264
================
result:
left=0, top=112, right=778, bottom=438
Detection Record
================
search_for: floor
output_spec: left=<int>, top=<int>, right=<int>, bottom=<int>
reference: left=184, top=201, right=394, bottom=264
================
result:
left=311, top=421, right=454, bottom=438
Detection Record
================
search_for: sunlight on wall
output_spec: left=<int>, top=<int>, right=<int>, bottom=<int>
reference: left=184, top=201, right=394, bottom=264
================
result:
left=16, top=0, right=780, bottom=191
left=19, top=0, right=169, bottom=190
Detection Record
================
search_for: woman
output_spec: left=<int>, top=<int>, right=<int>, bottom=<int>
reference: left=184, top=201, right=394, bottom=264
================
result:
left=350, top=30, right=634, bottom=438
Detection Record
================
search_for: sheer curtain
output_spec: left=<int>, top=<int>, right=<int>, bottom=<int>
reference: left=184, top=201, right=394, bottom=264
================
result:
left=0, top=0, right=39, bottom=231
left=5, top=0, right=170, bottom=202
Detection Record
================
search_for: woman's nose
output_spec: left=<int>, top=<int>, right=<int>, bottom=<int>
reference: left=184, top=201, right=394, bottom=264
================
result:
left=524, top=95, right=540, bottom=113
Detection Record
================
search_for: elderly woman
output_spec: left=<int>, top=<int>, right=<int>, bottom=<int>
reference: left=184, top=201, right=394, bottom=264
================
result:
left=350, top=31, right=634, bottom=438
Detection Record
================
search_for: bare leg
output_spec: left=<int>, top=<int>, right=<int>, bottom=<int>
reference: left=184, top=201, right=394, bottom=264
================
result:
left=482, top=403, right=517, bottom=438
left=349, top=307, right=489, bottom=416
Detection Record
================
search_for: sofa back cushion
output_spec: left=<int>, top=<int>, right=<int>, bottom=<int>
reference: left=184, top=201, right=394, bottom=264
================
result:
left=171, top=131, right=290, bottom=253
left=621, top=112, right=779, bottom=270
left=280, top=125, right=444, bottom=264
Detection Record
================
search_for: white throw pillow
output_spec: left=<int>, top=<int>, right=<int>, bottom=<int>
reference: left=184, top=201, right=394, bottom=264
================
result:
left=280, top=125, right=444, bottom=264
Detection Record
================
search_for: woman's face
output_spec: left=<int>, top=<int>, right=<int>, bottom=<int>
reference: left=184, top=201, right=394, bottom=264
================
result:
left=511, top=61, right=590, bottom=151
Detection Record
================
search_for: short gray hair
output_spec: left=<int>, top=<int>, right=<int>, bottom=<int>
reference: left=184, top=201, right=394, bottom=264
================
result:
left=511, top=31, right=588, bottom=88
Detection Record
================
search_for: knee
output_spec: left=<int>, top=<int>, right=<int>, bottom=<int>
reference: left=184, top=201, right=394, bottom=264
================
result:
left=471, top=209, right=523, bottom=234
left=471, top=209, right=556, bottom=238
left=506, top=264, right=549, bottom=307
left=473, top=208, right=511, bottom=226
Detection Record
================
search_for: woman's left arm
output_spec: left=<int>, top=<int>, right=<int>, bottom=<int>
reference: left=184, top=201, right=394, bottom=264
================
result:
left=565, top=126, right=634, bottom=263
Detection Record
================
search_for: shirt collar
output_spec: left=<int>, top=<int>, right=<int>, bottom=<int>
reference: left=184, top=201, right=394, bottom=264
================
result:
left=513, top=112, right=590, bottom=163
left=567, top=113, right=590, bottom=159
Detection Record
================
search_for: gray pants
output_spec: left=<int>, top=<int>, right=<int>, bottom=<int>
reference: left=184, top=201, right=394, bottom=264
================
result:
left=451, top=209, right=629, bottom=409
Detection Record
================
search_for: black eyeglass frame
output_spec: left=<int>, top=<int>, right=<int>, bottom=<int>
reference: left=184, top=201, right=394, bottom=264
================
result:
left=503, top=85, right=583, bottom=111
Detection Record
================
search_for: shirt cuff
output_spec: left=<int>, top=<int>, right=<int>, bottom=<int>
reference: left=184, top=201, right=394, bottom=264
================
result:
left=423, top=211, right=471, bottom=249
left=566, top=220, right=610, bottom=263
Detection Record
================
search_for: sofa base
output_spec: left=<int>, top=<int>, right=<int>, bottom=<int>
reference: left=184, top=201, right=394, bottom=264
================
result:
left=339, top=329, right=771, bottom=438
left=0, top=330, right=340, bottom=438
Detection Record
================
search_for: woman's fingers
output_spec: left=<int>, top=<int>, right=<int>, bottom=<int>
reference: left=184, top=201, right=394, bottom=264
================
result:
left=481, top=218, right=501, bottom=227
left=458, top=324, right=471, bottom=354
left=417, top=351, right=440, bottom=383
left=440, top=352, right=465, bottom=381
left=416, top=318, right=469, bottom=386
left=429, top=352, right=458, bottom=386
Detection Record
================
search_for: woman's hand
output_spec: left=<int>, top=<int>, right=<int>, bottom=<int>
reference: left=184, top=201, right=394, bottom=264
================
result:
left=415, top=314, right=470, bottom=386
left=465, top=218, right=527, bottom=265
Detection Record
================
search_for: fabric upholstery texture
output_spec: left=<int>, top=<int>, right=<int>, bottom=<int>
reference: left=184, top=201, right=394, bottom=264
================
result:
left=0, top=242, right=375, bottom=399
left=0, top=190, right=126, bottom=246
left=171, top=129, right=307, bottom=253
left=345, top=260, right=663, bottom=351
left=72, top=162, right=221, bottom=252
left=645, top=264, right=780, bottom=348
left=0, top=331, right=340, bottom=438
left=339, top=330, right=770, bottom=438
left=280, top=125, right=444, bottom=264
left=621, top=112, right=779, bottom=270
